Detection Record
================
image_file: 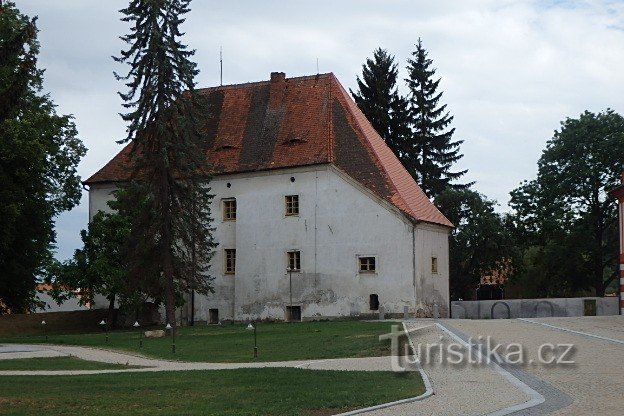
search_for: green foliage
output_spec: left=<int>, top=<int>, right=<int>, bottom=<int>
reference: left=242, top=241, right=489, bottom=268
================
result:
left=0, top=2, right=86, bottom=313
left=50, top=209, right=134, bottom=312
left=405, top=39, right=470, bottom=198
left=509, top=110, right=624, bottom=296
left=114, top=0, right=216, bottom=324
left=351, top=48, right=410, bottom=161
left=352, top=41, right=469, bottom=199
left=436, top=188, right=518, bottom=300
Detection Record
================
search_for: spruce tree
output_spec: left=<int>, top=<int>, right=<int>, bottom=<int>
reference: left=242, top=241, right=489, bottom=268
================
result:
left=351, top=48, right=409, bottom=162
left=115, top=0, right=216, bottom=332
left=405, top=38, right=469, bottom=198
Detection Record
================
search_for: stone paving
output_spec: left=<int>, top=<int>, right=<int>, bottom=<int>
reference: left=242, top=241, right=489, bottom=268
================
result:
left=449, top=316, right=624, bottom=416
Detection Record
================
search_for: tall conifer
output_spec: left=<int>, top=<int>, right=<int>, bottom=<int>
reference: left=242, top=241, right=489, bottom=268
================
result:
left=405, top=39, right=469, bottom=198
left=114, top=0, right=216, bottom=332
left=351, top=48, right=409, bottom=162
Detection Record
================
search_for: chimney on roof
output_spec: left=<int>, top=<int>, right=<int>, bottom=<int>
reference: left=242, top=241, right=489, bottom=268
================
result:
left=270, top=72, right=286, bottom=83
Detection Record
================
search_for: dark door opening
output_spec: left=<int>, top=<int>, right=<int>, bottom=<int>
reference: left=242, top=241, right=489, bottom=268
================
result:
left=583, top=299, right=596, bottom=316
left=209, top=308, right=219, bottom=324
left=370, top=294, right=379, bottom=310
left=286, top=306, right=301, bottom=322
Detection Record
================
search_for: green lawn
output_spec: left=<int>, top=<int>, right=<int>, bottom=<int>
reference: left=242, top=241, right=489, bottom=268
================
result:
left=0, top=320, right=400, bottom=363
left=0, top=368, right=423, bottom=415
left=0, top=356, right=142, bottom=371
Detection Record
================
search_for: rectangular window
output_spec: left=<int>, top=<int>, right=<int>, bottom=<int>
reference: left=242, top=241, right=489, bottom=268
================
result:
left=285, top=195, right=299, bottom=216
left=287, top=250, right=301, bottom=271
left=359, top=256, right=376, bottom=273
left=223, top=199, right=236, bottom=221
left=431, top=257, right=438, bottom=274
left=225, top=249, right=236, bottom=274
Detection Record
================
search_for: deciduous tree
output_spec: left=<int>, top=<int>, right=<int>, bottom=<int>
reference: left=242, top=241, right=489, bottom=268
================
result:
left=0, top=2, right=85, bottom=313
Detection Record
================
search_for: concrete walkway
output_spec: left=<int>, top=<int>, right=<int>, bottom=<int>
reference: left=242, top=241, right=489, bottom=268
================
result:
left=449, top=316, right=624, bottom=416
left=0, top=343, right=405, bottom=376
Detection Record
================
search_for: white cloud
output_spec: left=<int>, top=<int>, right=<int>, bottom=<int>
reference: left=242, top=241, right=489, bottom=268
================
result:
left=17, top=0, right=624, bottom=258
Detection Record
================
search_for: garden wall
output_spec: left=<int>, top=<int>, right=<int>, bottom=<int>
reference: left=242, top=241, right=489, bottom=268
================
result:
left=451, top=297, right=619, bottom=319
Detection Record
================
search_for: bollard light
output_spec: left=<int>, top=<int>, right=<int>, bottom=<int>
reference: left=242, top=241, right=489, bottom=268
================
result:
left=133, top=321, right=142, bottom=348
left=165, top=323, right=175, bottom=354
left=100, top=319, right=108, bottom=343
left=41, top=320, right=47, bottom=342
left=246, top=322, right=258, bottom=358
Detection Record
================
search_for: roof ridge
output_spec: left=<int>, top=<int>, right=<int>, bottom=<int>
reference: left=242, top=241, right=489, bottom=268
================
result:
left=197, top=72, right=333, bottom=93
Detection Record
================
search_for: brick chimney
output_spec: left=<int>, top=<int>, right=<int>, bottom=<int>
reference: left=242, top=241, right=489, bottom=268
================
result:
left=270, top=72, right=286, bottom=83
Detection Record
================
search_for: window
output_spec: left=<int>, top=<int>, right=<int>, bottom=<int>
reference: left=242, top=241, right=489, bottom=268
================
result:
left=431, top=257, right=438, bottom=274
left=225, top=249, right=236, bottom=274
left=223, top=199, right=236, bottom=221
left=359, top=256, right=376, bottom=273
left=285, top=195, right=299, bottom=216
left=369, top=294, right=379, bottom=310
left=287, top=250, right=301, bottom=271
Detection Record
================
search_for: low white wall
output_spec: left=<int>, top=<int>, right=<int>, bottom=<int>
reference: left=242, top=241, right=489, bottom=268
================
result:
left=451, top=297, right=619, bottom=319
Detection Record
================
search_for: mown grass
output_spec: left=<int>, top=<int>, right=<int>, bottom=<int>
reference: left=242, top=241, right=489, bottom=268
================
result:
left=0, top=356, right=142, bottom=371
left=0, top=368, right=423, bottom=415
left=0, top=320, right=400, bottom=363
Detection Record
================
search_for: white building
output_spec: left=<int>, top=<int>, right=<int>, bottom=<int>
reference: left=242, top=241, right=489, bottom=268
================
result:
left=85, top=72, right=453, bottom=322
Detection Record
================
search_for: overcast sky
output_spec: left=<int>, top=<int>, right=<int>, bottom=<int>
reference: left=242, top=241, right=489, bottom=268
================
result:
left=17, top=0, right=624, bottom=260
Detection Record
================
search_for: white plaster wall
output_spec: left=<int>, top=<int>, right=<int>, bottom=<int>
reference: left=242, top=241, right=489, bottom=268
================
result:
left=87, top=164, right=451, bottom=321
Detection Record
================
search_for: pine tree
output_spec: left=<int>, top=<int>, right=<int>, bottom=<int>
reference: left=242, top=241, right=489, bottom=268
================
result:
left=114, top=0, right=216, bottom=332
left=405, top=38, right=470, bottom=198
left=351, top=48, right=409, bottom=162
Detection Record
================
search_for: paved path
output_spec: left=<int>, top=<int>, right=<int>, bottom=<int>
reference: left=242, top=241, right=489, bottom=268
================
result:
left=0, top=343, right=405, bottom=376
left=359, top=321, right=530, bottom=416
left=449, top=316, right=624, bottom=415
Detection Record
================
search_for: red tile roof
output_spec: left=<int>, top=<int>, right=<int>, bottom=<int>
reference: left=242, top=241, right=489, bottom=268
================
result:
left=85, top=72, right=453, bottom=228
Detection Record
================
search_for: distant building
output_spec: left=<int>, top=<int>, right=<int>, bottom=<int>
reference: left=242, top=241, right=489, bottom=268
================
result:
left=84, top=72, right=453, bottom=321
left=34, top=284, right=89, bottom=313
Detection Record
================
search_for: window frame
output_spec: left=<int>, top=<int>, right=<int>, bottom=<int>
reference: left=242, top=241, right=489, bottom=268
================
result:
left=224, top=248, right=236, bottom=274
left=285, top=194, right=300, bottom=216
left=286, top=250, right=301, bottom=272
left=358, top=256, right=377, bottom=274
left=222, top=198, right=237, bottom=221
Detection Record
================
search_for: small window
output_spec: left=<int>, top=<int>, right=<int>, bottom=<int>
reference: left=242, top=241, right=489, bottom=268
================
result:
left=431, top=257, right=438, bottom=274
left=285, top=195, right=299, bottom=216
left=287, top=250, right=301, bottom=271
left=369, top=294, right=379, bottom=310
left=223, top=199, right=236, bottom=221
left=225, top=249, right=236, bottom=274
left=359, top=256, right=376, bottom=273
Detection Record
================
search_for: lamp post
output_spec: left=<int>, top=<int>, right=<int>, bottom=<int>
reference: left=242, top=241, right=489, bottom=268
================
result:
left=133, top=321, right=142, bottom=348
left=100, top=319, right=108, bottom=343
left=287, top=267, right=293, bottom=321
left=165, top=323, right=175, bottom=354
left=246, top=322, right=257, bottom=358
left=41, top=320, right=47, bottom=342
